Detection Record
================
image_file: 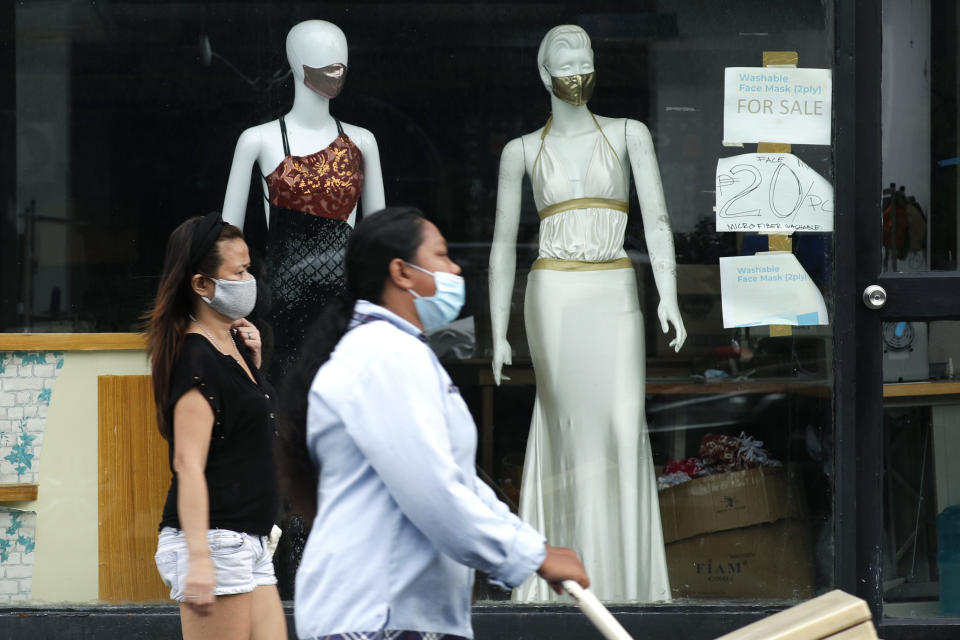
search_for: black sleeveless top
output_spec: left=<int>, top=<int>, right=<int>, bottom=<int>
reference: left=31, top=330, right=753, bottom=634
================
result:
left=159, top=333, right=280, bottom=536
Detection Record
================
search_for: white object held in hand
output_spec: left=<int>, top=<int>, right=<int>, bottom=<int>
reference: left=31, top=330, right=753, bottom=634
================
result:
left=562, top=580, right=635, bottom=640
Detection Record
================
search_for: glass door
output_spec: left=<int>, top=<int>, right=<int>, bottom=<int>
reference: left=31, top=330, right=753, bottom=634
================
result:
left=855, top=0, right=960, bottom=630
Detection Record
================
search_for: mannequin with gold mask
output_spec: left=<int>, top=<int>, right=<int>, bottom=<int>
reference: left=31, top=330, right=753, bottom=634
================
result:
left=489, top=24, right=685, bottom=603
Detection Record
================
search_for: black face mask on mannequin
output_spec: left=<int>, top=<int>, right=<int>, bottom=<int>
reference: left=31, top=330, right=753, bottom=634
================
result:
left=303, top=62, right=347, bottom=99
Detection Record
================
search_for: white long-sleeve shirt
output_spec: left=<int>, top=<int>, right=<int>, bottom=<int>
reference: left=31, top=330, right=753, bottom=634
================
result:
left=294, top=300, right=546, bottom=639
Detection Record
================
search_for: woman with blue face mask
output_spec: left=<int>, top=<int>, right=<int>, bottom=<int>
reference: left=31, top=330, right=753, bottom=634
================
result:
left=278, top=206, right=589, bottom=640
left=144, top=212, right=286, bottom=640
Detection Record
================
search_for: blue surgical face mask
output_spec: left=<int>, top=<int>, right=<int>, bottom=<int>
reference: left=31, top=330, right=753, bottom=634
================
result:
left=201, top=274, right=257, bottom=320
left=404, top=262, right=465, bottom=331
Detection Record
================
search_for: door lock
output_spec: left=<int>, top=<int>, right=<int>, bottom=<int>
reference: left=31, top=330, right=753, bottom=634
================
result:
left=863, top=285, right=887, bottom=310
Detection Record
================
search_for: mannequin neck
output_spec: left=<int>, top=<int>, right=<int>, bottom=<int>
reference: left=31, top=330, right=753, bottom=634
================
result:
left=546, top=96, right=595, bottom=135
left=287, top=81, right=334, bottom=128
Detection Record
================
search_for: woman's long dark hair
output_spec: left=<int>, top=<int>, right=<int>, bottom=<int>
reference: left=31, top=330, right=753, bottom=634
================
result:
left=279, top=206, right=426, bottom=523
left=144, top=217, right=243, bottom=440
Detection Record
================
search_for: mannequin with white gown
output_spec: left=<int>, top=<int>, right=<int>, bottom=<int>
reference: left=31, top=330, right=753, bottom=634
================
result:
left=489, top=25, right=686, bottom=603
left=222, top=20, right=385, bottom=380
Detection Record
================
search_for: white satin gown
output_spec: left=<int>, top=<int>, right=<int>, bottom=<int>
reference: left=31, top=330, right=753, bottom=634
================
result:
left=512, top=115, right=671, bottom=603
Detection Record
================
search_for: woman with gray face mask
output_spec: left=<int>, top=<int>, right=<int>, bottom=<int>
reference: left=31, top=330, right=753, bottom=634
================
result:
left=144, top=211, right=286, bottom=640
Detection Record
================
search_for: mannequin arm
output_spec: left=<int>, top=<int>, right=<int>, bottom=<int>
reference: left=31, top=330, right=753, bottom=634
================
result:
left=357, top=130, right=386, bottom=215
left=626, top=119, right=686, bottom=351
left=222, top=128, right=263, bottom=228
left=489, top=138, right=525, bottom=385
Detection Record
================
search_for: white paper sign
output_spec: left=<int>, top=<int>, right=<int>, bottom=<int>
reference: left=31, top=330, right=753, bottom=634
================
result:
left=715, top=153, right=834, bottom=232
left=723, top=67, right=832, bottom=145
left=720, top=253, right=828, bottom=328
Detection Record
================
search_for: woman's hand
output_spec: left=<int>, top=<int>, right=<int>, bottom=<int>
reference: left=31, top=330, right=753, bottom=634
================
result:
left=231, top=318, right=262, bottom=368
left=182, top=552, right=216, bottom=614
left=537, top=544, right=590, bottom=595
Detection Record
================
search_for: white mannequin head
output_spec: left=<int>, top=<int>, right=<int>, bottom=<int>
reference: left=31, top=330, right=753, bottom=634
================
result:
left=537, top=25, right=593, bottom=91
left=286, top=20, right=349, bottom=85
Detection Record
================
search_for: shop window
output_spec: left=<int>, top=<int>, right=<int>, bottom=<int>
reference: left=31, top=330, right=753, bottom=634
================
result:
left=0, top=1, right=835, bottom=606
left=881, top=321, right=960, bottom=617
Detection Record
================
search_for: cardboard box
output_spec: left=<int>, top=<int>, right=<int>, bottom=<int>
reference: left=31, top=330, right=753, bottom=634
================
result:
left=658, top=465, right=806, bottom=544
left=714, top=589, right=874, bottom=640
left=653, top=264, right=728, bottom=358
left=666, top=518, right=814, bottom=600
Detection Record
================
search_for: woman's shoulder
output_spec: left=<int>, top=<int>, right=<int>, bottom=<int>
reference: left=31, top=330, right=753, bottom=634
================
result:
left=323, top=322, right=432, bottom=381
left=314, top=325, right=435, bottom=409
left=346, top=320, right=429, bottom=360
left=172, top=334, right=224, bottom=376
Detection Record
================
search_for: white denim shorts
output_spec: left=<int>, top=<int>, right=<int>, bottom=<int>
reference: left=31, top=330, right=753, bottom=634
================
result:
left=154, top=527, right=277, bottom=602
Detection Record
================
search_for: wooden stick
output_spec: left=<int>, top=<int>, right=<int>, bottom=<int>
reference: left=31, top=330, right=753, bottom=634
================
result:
left=562, top=580, right=635, bottom=640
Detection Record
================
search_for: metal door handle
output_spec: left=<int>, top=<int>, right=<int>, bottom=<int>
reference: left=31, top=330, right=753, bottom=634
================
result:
left=863, top=285, right=887, bottom=310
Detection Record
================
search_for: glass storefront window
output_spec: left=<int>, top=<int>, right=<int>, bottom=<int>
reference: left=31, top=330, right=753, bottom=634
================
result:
left=880, top=0, right=960, bottom=620
left=1, top=1, right=835, bottom=608
left=880, top=0, right=959, bottom=273
left=882, top=320, right=960, bottom=618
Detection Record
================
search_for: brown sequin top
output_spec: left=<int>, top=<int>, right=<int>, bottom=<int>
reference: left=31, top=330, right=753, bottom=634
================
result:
left=264, top=116, right=364, bottom=221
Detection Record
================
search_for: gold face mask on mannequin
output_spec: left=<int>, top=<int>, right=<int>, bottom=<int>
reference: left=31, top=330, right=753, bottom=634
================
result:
left=549, top=71, right=596, bottom=106
left=303, top=62, right=347, bottom=99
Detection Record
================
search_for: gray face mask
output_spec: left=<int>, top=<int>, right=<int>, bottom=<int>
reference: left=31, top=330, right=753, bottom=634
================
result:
left=201, top=275, right=257, bottom=320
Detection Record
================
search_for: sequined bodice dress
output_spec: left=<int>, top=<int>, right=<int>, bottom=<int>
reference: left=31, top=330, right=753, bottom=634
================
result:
left=262, top=115, right=364, bottom=381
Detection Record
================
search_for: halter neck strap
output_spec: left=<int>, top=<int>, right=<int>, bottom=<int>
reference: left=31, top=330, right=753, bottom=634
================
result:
left=533, top=112, right=622, bottom=173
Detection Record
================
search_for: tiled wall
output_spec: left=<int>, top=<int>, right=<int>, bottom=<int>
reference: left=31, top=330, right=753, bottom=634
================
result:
left=0, top=510, right=36, bottom=602
left=0, top=351, right=62, bottom=601
left=0, top=351, right=62, bottom=484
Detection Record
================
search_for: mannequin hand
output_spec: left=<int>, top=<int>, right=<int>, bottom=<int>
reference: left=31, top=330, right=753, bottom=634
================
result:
left=231, top=318, right=262, bottom=369
left=657, top=301, right=687, bottom=352
left=538, top=544, right=589, bottom=595
left=492, top=337, right=513, bottom=386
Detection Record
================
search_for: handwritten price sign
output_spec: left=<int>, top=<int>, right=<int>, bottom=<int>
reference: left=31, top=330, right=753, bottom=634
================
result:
left=714, top=153, right=834, bottom=233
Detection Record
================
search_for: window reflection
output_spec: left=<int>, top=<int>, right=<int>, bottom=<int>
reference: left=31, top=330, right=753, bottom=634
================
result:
left=883, top=320, right=960, bottom=617
left=1, top=0, right=835, bottom=606
left=881, top=0, right=959, bottom=273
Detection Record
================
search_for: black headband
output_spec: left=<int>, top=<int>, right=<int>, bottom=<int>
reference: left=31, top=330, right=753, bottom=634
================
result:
left=189, top=211, right=226, bottom=272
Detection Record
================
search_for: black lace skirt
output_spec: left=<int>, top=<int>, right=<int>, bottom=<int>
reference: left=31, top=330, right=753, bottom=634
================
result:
left=261, top=206, right=351, bottom=599
left=263, top=206, right=351, bottom=382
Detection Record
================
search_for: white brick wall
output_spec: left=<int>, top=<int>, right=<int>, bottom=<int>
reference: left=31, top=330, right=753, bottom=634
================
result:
left=0, top=352, right=62, bottom=485
left=0, top=510, right=36, bottom=601
left=0, top=351, right=59, bottom=602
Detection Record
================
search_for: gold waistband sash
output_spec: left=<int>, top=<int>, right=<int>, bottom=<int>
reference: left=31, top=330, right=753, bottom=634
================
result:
left=538, top=197, right=629, bottom=220
left=531, top=256, right=633, bottom=272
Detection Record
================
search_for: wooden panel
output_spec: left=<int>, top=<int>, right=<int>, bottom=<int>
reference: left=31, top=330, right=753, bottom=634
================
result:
left=758, top=51, right=797, bottom=337
left=0, top=333, right=145, bottom=351
left=98, top=375, right=171, bottom=602
left=883, top=381, right=960, bottom=398
left=0, top=484, right=38, bottom=502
